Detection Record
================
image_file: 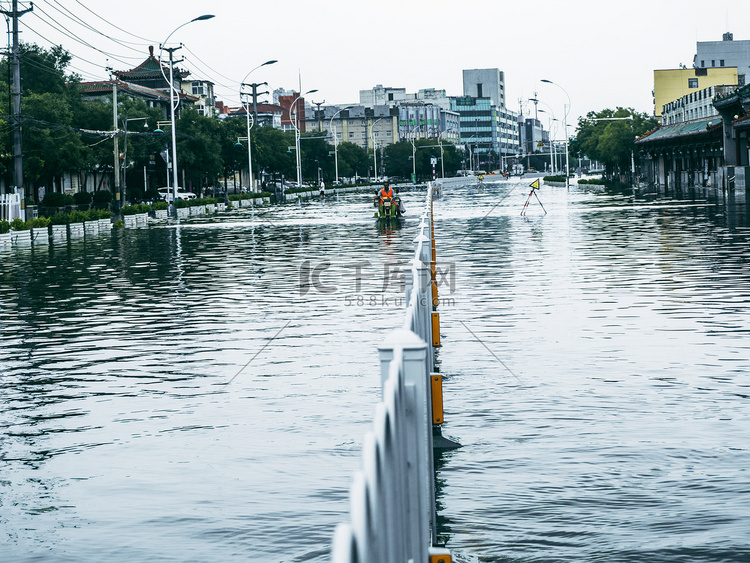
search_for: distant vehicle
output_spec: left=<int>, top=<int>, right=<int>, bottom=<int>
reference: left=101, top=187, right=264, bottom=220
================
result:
left=456, top=170, right=474, bottom=177
left=158, top=187, right=197, bottom=202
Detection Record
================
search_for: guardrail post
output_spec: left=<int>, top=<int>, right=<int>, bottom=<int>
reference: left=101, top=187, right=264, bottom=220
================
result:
left=378, top=329, right=433, bottom=561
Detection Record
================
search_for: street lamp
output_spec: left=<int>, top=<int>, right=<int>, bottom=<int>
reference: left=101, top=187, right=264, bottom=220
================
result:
left=409, top=124, right=421, bottom=184
left=437, top=131, right=445, bottom=179
left=329, top=105, right=352, bottom=184
left=121, top=117, right=149, bottom=206
left=240, top=59, right=277, bottom=192
left=159, top=14, right=215, bottom=214
left=370, top=116, right=384, bottom=181
left=541, top=79, right=570, bottom=188
left=290, top=89, right=317, bottom=186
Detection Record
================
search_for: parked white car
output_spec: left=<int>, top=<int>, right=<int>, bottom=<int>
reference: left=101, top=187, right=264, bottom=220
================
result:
left=158, top=187, right=197, bottom=202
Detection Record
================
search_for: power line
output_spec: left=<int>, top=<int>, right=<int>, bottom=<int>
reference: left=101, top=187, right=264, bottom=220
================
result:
left=48, top=0, right=152, bottom=49
left=72, top=0, right=155, bottom=43
left=28, top=5, right=140, bottom=66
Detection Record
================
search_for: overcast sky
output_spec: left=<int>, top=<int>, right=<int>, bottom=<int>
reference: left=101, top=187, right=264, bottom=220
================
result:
left=13, top=0, right=750, bottom=131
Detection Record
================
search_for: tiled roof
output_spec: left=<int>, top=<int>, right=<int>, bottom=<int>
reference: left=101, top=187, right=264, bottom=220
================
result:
left=79, top=79, right=199, bottom=103
left=635, top=117, right=718, bottom=144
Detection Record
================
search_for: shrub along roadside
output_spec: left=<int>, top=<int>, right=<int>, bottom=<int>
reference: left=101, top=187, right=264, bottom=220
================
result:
left=543, top=175, right=567, bottom=183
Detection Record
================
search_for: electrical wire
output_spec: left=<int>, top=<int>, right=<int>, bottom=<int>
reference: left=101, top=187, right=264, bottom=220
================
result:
left=28, top=6, right=140, bottom=66
left=72, top=0, right=156, bottom=43
left=48, top=0, right=153, bottom=49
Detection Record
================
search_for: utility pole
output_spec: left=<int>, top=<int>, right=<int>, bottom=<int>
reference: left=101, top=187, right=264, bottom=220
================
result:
left=241, top=82, right=268, bottom=125
left=312, top=99, right=325, bottom=130
left=0, top=0, right=33, bottom=197
left=108, top=69, right=120, bottom=210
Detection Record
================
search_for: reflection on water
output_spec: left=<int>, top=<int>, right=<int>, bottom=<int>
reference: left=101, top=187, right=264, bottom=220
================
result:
left=2, top=181, right=750, bottom=562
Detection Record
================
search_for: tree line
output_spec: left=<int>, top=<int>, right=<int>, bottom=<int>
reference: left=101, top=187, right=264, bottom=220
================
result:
left=0, top=43, right=464, bottom=201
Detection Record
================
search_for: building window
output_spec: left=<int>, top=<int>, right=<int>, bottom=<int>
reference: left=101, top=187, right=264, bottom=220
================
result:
left=477, top=83, right=483, bottom=97
left=712, top=59, right=715, bottom=67
left=192, top=83, right=205, bottom=96
left=720, top=59, right=725, bottom=67
left=349, top=132, right=354, bottom=138
left=739, top=74, right=746, bottom=86
left=688, top=78, right=698, bottom=88
left=362, top=132, right=366, bottom=138
left=337, top=132, right=342, bottom=139
left=386, top=131, right=392, bottom=137
left=701, top=60, right=705, bottom=67
left=374, top=131, right=379, bottom=137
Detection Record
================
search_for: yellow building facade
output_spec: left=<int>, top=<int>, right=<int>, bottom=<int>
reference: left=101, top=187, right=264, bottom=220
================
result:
left=653, top=67, right=738, bottom=116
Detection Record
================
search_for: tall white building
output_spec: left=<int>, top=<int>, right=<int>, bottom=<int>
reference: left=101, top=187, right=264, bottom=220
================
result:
left=462, top=68, right=506, bottom=108
left=694, top=32, right=750, bottom=86
left=359, top=85, right=407, bottom=107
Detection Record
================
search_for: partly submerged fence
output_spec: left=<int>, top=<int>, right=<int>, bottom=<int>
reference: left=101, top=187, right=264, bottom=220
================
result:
left=332, top=182, right=452, bottom=563
left=1, top=192, right=22, bottom=222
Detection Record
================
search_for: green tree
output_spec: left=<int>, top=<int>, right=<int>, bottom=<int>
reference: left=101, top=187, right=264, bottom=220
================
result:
left=572, top=107, right=657, bottom=178
left=22, top=92, right=87, bottom=190
left=253, top=126, right=296, bottom=181
left=300, top=132, right=333, bottom=183
left=173, top=108, right=223, bottom=192
left=383, top=141, right=414, bottom=180
left=336, top=142, right=368, bottom=180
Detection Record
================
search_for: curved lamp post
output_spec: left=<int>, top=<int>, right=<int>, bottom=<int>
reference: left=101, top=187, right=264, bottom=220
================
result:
left=290, top=89, right=317, bottom=185
left=409, top=124, right=421, bottom=183
left=370, top=116, right=384, bottom=181
left=159, top=14, right=214, bottom=213
left=240, top=59, right=277, bottom=192
left=541, top=79, right=570, bottom=188
left=329, top=105, right=352, bottom=183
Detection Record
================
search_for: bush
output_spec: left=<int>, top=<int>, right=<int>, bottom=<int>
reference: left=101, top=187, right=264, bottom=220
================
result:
left=31, top=217, right=50, bottom=229
left=543, top=175, right=567, bottom=183
left=73, top=191, right=93, bottom=205
left=578, top=177, right=606, bottom=185
left=68, top=210, right=88, bottom=224
left=0, top=220, right=10, bottom=234
left=24, top=197, right=36, bottom=206
left=10, top=218, right=31, bottom=231
left=113, top=219, right=124, bottom=229
left=92, top=190, right=112, bottom=204
left=121, top=205, right=140, bottom=215
left=49, top=212, right=71, bottom=225
left=42, top=192, right=75, bottom=207
left=174, top=199, right=190, bottom=208
left=153, top=201, right=168, bottom=211
left=84, top=209, right=100, bottom=222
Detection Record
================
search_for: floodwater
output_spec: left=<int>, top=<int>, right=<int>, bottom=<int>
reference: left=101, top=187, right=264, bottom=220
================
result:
left=1, top=178, right=749, bottom=562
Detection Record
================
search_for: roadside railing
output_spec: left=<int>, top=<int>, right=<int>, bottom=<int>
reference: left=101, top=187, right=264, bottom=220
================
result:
left=332, top=182, right=452, bottom=563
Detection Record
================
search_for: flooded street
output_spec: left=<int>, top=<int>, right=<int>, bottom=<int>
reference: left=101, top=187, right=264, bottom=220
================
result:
left=2, top=178, right=749, bottom=562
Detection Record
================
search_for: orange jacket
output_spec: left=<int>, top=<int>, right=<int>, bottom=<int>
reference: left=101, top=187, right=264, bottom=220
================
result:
left=380, top=187, right=393, bottom=199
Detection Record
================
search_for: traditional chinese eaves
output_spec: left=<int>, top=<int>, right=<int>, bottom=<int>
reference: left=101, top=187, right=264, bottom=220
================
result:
left=635, top=117, right=721, bottom=145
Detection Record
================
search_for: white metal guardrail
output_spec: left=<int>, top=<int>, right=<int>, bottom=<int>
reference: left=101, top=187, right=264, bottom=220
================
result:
left=332, top=182, right=451, bottom=563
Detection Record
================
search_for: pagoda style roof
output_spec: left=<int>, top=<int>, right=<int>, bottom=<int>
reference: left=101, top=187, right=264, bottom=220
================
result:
left=79, top=78, right=199, bottom=104
left=713, top=83, right=750, bottom=111
left=113, top=46, right=190, bottom=82
left=635, top=117, right=721, bottom=145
